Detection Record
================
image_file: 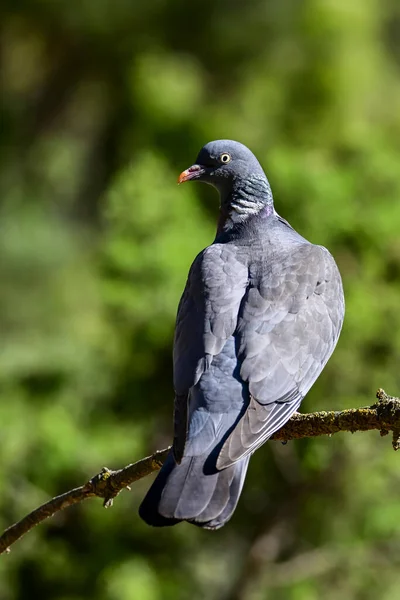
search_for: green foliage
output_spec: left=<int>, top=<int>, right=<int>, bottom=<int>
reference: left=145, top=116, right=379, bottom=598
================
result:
left=1, top=0, right=400, bottom=598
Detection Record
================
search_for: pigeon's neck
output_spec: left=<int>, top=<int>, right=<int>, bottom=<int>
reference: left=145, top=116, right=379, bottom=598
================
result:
left=217, top=175, right=274, bottom=234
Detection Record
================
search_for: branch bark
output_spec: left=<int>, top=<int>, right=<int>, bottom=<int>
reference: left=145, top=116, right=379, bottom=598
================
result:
left=1, top=388, right=399, bottom=556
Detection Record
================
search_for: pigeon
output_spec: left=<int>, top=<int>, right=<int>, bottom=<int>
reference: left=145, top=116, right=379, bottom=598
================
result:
left=139, top=140, right=344, bottom=529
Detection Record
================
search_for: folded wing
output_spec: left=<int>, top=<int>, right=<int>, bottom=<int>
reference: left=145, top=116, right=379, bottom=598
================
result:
left=217, top=243, right=344, bottom=469
left=172, top=244, right=248, bottom=462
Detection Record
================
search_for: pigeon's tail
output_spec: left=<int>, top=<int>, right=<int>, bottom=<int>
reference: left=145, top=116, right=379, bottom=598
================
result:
left=139, top=450, right=250, bottom=530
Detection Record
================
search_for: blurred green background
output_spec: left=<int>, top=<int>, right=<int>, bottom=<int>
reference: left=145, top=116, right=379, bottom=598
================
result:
left=1, top=0, right=400, bottom=598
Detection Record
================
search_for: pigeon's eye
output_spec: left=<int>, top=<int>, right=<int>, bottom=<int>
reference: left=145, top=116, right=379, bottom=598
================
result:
left=219, top=153, right=231, bottom=164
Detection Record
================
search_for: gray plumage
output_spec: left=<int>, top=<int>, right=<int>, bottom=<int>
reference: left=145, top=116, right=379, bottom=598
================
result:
left=139, top=140, right=344, bottom=529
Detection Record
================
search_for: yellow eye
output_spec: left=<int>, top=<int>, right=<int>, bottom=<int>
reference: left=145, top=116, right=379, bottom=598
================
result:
left=220, top=153, right=231, bottom=164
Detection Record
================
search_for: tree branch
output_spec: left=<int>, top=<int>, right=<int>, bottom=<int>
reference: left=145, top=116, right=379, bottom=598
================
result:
left=1, top=388, right=399, bottom=556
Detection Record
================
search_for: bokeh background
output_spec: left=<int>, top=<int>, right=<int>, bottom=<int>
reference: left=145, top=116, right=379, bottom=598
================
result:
left=1, top=1, right=400, bottom=598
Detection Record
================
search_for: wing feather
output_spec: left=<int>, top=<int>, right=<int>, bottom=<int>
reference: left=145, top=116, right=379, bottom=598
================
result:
left=173, top=245, right=248, bottom=461
left=217, top=243, right=344, bottom=469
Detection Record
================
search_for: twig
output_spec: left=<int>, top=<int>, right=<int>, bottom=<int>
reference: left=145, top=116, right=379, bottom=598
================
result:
left=0, top=388, right=399, bottom=555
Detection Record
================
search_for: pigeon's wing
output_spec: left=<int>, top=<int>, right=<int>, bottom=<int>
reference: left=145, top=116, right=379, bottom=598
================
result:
left=217, top=243, right=344, bottom=469
left=172, top=244, right=248, bottom=462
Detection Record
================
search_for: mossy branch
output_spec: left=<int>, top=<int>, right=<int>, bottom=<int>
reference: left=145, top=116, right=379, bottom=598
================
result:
left=1, top=388, right=399, bottom=556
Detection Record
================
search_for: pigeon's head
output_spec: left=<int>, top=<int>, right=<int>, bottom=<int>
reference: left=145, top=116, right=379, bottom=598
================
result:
left=178, top=140, right=266, bottom=192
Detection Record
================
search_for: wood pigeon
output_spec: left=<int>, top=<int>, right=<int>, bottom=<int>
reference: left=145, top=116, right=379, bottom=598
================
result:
left=139, top=140, right=344, bottom=529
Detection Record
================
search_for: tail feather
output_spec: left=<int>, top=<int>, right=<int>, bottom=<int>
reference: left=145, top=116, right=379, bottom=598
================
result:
left=160, top=455, right=218, bottom=520
left=138, top=453, right=180, bottom=527
left=194, top=455, right=250, bottom=530
left=139, top=450, right=250, bottom=529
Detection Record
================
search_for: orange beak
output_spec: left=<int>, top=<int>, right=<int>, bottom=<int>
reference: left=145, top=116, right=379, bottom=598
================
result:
left=177, top=164, right=205, bottom=184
